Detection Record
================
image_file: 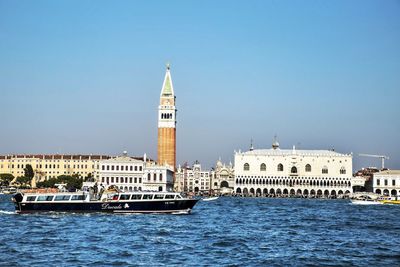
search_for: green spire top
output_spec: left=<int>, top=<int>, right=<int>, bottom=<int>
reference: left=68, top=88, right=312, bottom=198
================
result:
left=161, top=64, right=174, bottom=96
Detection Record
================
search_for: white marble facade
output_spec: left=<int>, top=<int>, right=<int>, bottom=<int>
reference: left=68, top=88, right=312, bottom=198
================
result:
left=234, top=141, right=353, bottom=197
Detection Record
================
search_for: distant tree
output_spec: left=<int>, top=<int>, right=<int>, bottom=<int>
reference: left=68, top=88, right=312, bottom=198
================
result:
left=0, top=173, right=15, bottom=186
left=24, top=164, right=35, bottom=179
left=15, top=176, right=32, bottom=188
left=65, top=174, right=83, bottom=191
left=36, top=178, right=58, bottom=188
left=36, top=174, right=83, bottom=191
left=85, top=173, right=94, bottom=182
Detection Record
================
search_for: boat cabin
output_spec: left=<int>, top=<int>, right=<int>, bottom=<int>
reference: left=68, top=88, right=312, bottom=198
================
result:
left=21, top=191, right=184, bottom=203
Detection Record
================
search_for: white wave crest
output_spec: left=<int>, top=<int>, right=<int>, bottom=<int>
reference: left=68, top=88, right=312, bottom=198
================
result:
left=0, top=210, right=15, bottom=215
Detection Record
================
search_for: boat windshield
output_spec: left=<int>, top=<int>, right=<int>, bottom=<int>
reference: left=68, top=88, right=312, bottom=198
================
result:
left=143, top=194, right=153, bottom=200
left=71, top=195, right=85, bottom=201
left=54, top=195, right=71, bottom=201
left=119, top=194, right=130, bottom=200
left=26, top=196, right=36, bottom=201
left=131, top=194, right=142, bottom=200
left=37, top=195, right=54, bottom=201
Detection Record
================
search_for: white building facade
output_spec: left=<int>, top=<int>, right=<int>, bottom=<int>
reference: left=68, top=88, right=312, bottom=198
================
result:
left=98, top=152, right=173, bottom=192
left=175, top=161, right=211, bottom=194
left=373, top=170, right=400, bottom=196
left=211, top=159, right=235, bottom=194
left=234, top=142, right=353, bottom=197
left=144, top=165, right=174, bottom=192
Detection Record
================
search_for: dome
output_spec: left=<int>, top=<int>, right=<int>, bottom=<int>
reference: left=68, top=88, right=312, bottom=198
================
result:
left=272, top=136, right=279, bottom=150
left=216, top=158, right=223, bottom=167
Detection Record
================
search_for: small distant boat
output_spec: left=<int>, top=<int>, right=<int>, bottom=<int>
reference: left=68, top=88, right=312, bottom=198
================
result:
left=2, top=187, right=17, bottom=194
left=202, top=196, right=219, bottom=201
left=351, top=199, right=382, bottom=205
left=378, top=196, right=400, bottom=205
left=351, top=194, right=400, bottom=205
left=350, top=195, right=382, bottom=205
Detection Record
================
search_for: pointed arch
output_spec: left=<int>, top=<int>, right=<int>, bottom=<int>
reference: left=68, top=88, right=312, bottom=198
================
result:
left=305, top=164, right=311, bottom=172
left=291, top=166, right=297, bottom=174
left=277, top=163, right=284, bottom=172
left=244, top=163, right=250, bottom=171
left=260, top=163, right=266, bottom=171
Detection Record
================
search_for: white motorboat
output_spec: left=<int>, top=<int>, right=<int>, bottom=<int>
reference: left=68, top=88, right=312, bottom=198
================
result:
left=350, top=195, right=382, bottom=205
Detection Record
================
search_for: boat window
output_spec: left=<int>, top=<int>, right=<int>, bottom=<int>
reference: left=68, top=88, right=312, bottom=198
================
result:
left=143, top=194, right=153, bottom=200
left=26, top=196, right=36, bottom=201
left=119, top=194, right=130, bottom=200
left=154, top=194, right=164, bottom=200
left=165, top=195, right=175, bottom=199
left=54, top=195, right=71, bottom=201
left=176, top=195, right=183, bottom=199
left=71, top=195, right=85, bottom=201
left=37, top=195, right=54, bottom=201
left=131, top=194, right=142, bottom=200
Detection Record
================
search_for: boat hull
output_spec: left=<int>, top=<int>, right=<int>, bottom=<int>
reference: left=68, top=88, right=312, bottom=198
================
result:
left=14, top=199, right=199, bottom=214
left=350, top=200, right=382, bottom=205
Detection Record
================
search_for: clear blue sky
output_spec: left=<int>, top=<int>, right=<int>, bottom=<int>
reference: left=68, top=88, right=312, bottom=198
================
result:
left=1, top=0, right=399, bottom=171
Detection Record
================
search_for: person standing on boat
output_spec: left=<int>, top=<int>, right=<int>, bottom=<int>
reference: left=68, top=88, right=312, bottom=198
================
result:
left=99, top=184, right=105, bottom=199
left=93, top=182, right=98, bottom=199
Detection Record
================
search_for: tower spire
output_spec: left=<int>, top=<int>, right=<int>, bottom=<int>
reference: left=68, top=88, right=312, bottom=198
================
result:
left=161, top=63, right=174, bottom=97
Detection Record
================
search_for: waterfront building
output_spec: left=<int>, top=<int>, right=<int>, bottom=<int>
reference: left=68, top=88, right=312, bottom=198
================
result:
left=175, top=161, right=211, bottom=194
left=98, top=152, right=173, bottom=192
left=158, top=64, right=177, bottom=171
left=174, top=164, right=187, bottom=192
left=372, top=170, right=400, bottom=196
left=143, top=165, right=174, bottom=192
left=234, top=140, right=353, bottom=197
left=353, top=167, right=380, bottom=192
left=0, top=154, right=109, bottom=186
left=98, top=152, right=145, bottom=191
left=211, top=159, right=235, bottom=194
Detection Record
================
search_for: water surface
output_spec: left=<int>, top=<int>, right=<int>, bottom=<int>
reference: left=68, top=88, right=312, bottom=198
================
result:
left=1, top=195, right=399, bottom=266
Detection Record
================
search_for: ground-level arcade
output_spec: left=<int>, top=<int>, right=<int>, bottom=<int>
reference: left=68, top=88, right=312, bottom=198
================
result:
left=234, top=176, right=352, bottom=197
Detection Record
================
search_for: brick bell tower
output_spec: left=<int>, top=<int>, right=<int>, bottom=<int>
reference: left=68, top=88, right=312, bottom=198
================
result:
left=157, top=63, right=176, bottom=171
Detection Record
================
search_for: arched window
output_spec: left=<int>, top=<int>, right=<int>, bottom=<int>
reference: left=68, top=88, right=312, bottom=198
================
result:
left=221, top=181, right=229, bottom=188
left=291, top=166, right=297, bottom=174
left=260, top=163, right=266, bottom=171
left=340, top=167, right=346, bottom=174
left=147, top=173, right=151, bottom=181
left=322, top=166, right=328, bottom=174
left=277, top=163, right=283, bottom=172
left=153, top=173, right=157, bottom=181
left=160, top=174, right=163, bottom=181
left=244, top=163, right=250, bottom=171
left=305, top=164, right=311, bottom=172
